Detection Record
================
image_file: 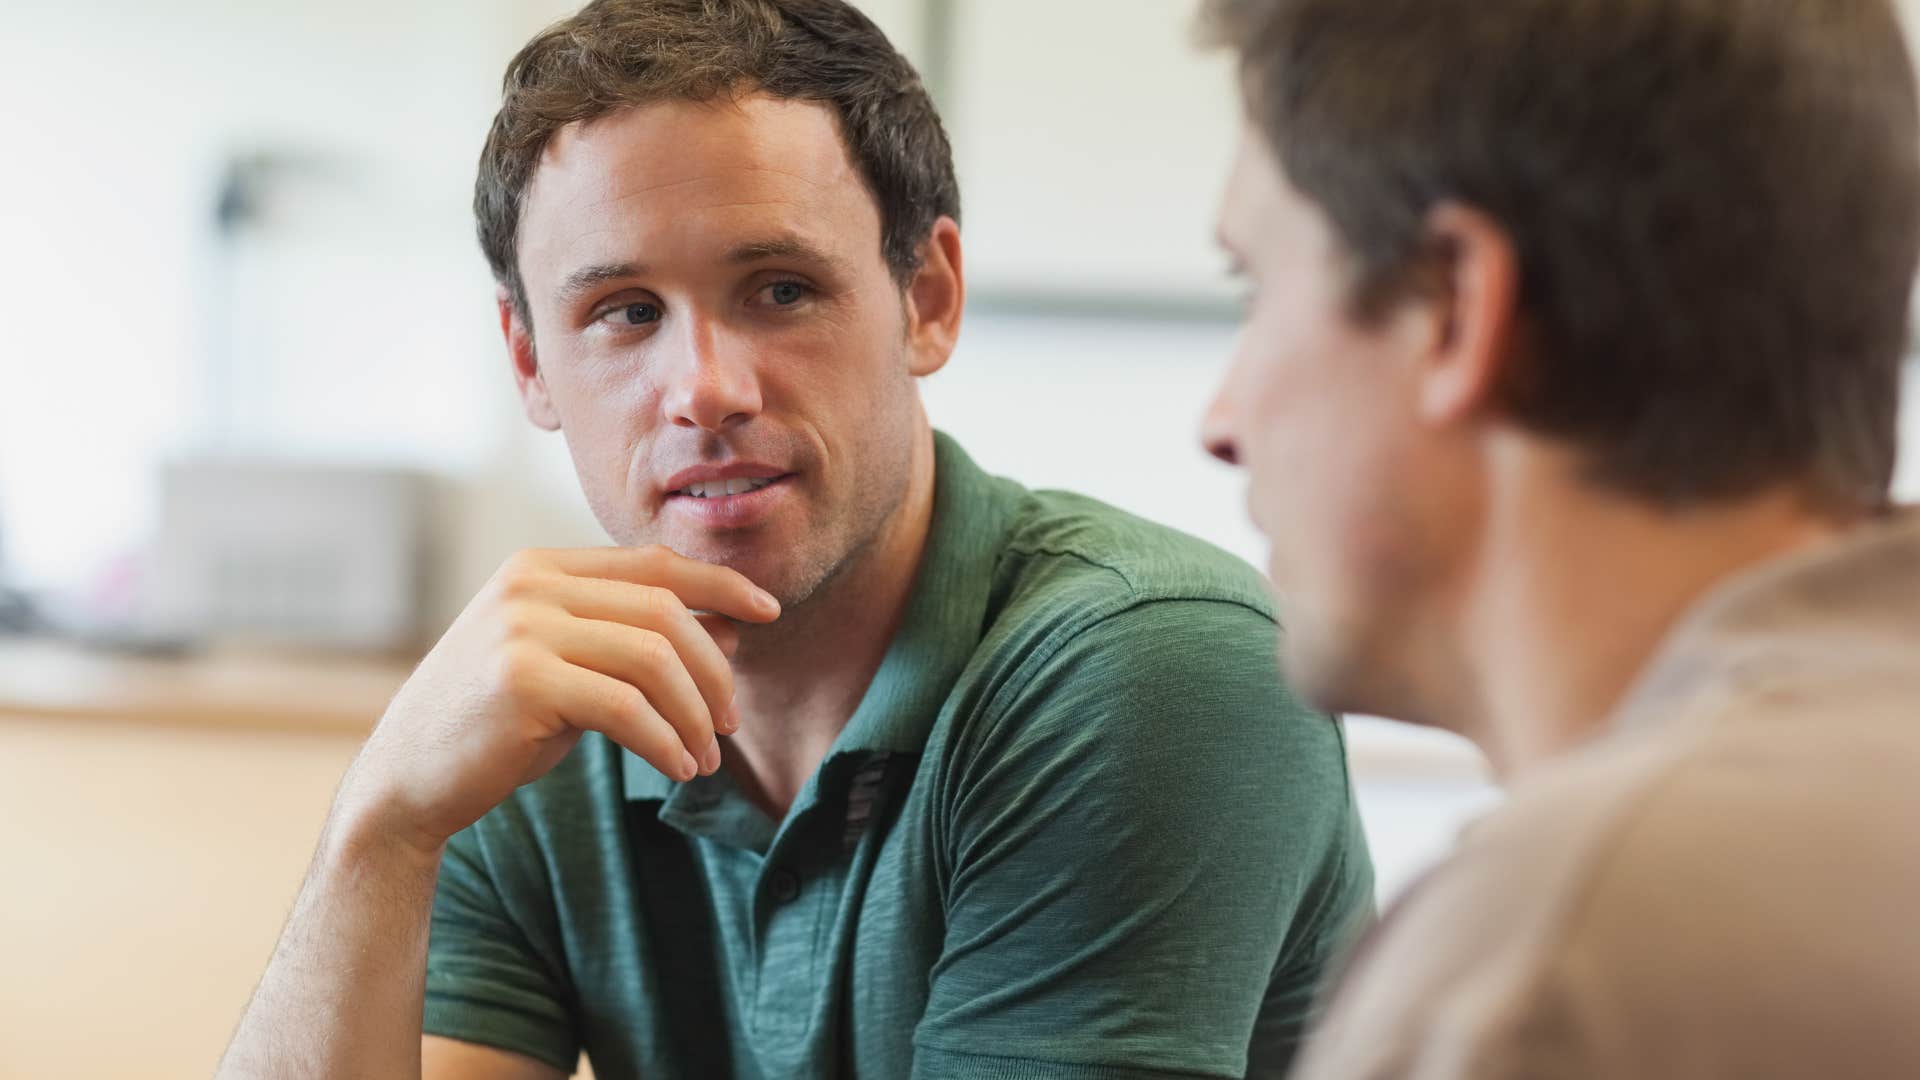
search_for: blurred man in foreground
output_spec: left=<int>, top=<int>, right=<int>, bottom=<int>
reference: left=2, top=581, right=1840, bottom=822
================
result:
left=1200, top=0, right=1920, bottom=1075
left=216, top=1, right=1373, bottom=1077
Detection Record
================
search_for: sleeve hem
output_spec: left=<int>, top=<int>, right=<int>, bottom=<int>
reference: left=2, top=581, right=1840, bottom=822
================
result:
left=912, top=1044, right=1235, bottom=1080
left=422, top=994, right=578, bottom=1074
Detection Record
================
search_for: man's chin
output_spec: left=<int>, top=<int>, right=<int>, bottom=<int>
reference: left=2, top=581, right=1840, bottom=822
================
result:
left=670, top=535, right=778, bottom=579
left=651, top=536, right=830, bottom=611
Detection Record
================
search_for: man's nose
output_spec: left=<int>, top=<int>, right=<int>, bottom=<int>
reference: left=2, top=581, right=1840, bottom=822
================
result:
left=1200, top=391, right=1242, bottom=466
left=660, top=315, right=762, bottom=433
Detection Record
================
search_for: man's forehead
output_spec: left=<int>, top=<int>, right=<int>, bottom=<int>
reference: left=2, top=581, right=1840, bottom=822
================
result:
left=533, top=95, right=859, bottom=211
left=518, top=94, right=879, bottom=276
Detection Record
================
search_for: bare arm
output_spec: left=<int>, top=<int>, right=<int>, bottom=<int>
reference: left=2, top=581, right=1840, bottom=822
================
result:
left=218, top=813, right=567, bottom=1080
left=215, top=548, right=779, bottom=1080
left=216, top=809, right=442, bottom=1079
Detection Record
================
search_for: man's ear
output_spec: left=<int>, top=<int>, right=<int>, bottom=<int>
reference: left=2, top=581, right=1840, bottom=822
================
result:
left=1415, top=203, right=1523, bottom=427
left=499, top=286, right=561, bottom=431
left=903, top=216, right=964, bottom=378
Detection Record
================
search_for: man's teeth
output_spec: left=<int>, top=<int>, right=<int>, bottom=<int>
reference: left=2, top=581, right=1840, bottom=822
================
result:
left=680, top=477, right=777, bottom=498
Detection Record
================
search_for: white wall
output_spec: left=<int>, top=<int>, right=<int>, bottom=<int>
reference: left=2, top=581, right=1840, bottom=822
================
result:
left=0, top=0, right=547, bottom=589
left=945, top=0, right=1240, bottom=303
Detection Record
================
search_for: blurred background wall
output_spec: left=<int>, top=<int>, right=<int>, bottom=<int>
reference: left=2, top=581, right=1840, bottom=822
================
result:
left=1, top=2, right=1917, bottom=1077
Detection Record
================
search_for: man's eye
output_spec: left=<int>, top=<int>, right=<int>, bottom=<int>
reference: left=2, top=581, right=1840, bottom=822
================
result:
left=764, top=281, right=808, bottom=306
left=601, top=302, right=660, bottom=326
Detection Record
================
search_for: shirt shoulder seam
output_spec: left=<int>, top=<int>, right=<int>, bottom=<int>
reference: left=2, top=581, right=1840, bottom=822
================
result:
left=999, top=539, right=1275, bottom=615
left=982, top=593, right=1278, bottom=729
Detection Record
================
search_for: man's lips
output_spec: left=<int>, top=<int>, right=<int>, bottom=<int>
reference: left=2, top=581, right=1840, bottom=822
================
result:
left=660, top=462, right=792, bottom=500
left=660, top=472, right=796, bottom=528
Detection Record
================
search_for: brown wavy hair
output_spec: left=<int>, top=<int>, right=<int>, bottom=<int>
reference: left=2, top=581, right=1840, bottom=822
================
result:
left=476, top=0, right=959, bottom=328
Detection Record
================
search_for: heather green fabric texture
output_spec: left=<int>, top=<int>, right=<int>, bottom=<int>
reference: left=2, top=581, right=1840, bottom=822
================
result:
left=422, top=432, right=1374, bottom=1079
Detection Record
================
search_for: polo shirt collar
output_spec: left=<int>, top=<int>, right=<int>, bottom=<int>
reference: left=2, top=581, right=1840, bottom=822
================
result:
left=623, top=431, right=1015, bottom=802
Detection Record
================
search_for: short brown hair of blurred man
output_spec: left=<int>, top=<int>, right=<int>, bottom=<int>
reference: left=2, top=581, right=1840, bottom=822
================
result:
left=216, top=2, right=1376, bottom=1078
left=1200, top=0, right=1920, bottom=1076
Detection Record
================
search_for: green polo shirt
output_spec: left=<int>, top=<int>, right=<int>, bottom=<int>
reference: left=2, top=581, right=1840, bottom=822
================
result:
left=423, top=432, right=1374, bottom=1079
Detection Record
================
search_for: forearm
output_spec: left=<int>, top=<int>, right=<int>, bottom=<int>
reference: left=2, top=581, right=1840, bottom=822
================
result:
left=217, top=809, right=442, bottom=1080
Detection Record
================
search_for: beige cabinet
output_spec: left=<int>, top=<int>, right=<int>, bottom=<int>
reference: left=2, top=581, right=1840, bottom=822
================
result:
left=0, top=644, right=400, bottom=1080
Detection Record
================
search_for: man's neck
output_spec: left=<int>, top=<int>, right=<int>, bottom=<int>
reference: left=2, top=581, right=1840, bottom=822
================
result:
left=720, top=424, right=939, bottom=819
left=1450, top=443, right=1855, bottom=779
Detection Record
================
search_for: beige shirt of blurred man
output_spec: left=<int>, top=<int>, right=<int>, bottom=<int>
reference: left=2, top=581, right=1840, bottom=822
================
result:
left=1300, top=512, right=1920, bottom=1077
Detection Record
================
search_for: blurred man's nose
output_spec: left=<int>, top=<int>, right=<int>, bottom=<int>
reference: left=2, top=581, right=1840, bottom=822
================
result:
left=1203, top=432, right=1241, bottom=466
left=661, top=314, right=763, bottom=432
left=1200, top=392, right=1242, bottom=466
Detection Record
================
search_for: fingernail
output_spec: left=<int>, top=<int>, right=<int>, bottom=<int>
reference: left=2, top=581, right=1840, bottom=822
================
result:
left=677, top=750, right=699, bottom=782
left=717, top=703, right=740, bottom=734
left=756, top=589, right=781, bottom=615
left=701, top=738, right=722, bottom=774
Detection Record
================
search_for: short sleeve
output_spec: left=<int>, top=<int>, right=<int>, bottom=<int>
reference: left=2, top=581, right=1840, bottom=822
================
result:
left=422, top=821, right=580, bottom=1072
left=914, top=599, right=1375, bottom=1079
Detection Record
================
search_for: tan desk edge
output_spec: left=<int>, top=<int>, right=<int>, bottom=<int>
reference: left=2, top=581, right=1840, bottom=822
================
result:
left=0, top=639, right=1496, bottom=784
left=0, top=638, right=414, bottom=735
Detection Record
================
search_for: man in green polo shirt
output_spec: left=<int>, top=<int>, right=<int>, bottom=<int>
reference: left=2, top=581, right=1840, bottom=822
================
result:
left=216, top=2, right=1372, bottom=1078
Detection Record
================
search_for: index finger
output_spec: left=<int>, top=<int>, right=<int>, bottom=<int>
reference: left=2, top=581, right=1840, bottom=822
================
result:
left=538, top=547, right=782, bottom=623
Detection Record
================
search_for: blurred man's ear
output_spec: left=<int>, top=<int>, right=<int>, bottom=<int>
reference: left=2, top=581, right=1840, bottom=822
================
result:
left=499, top=286, right=561, bottom=431
left=904, top=216, right=965, bottom=378
left=1415, top=203, right=1524, bottom=428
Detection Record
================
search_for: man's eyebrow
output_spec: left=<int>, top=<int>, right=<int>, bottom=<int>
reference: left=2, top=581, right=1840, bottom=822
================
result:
left=726, top=234, right=849, bottom=274
left=554, top=236, right=849, bottom=306
left=556, top=262, right=645, bottom=306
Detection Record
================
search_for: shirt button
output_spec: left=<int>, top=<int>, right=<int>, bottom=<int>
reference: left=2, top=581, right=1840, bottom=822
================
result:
left=768, top=868, right=801, bottom=904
